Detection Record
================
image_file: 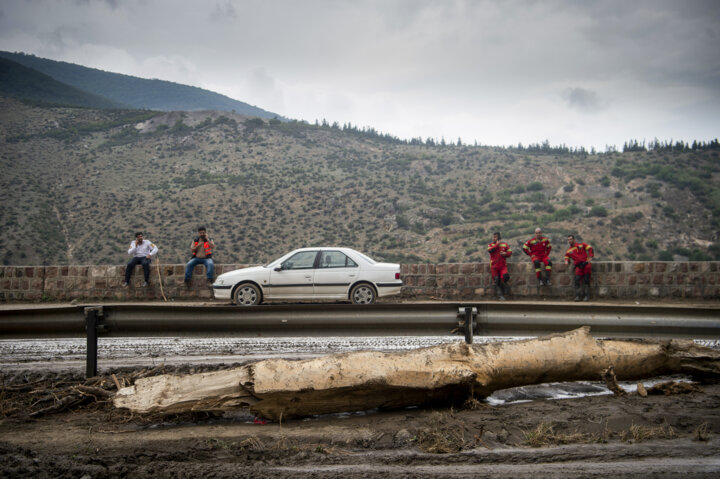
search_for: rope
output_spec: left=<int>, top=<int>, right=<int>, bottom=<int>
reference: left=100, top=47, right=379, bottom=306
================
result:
left=155, top=254, right=168, bottom=302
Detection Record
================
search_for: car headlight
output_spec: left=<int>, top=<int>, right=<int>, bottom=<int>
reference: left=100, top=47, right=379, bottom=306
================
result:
left=216, top=278, right=224, bottom=285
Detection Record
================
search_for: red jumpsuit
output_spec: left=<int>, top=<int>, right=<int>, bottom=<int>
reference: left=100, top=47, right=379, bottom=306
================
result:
left=523, top=236, right=552, bottom=279
left=564, top=242, right=594, bottom=277
left=488, top=241, right=512, bottom=282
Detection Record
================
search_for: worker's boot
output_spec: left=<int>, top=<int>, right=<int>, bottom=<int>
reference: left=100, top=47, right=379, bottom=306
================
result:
left=583, top=283, right=590, bottom=302
left=573, top=283, right=582, bottom=302
left=495, top=279, right=506, bottom=301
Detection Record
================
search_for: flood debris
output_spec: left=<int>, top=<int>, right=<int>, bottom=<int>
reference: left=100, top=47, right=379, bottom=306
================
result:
left=637, top=382, right=648, bottom=397
left=601, top=366, right=626, bottom=396
left=113, top=327, right=720, bottom=420
left=647, top=381, right=703, bottom=395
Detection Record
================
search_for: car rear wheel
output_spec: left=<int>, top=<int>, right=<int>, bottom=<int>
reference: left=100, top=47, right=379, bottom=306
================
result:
left=350, top=283, right=376, bottom=305
left=233, top=283, right=261, bottom=306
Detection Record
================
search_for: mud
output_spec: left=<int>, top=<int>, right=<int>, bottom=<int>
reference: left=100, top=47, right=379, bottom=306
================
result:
left=1, top=365, right=719, bottom=478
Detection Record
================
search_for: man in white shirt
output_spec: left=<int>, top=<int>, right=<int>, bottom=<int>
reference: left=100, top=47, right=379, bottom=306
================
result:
left=123, top=232, right=158, bottom=287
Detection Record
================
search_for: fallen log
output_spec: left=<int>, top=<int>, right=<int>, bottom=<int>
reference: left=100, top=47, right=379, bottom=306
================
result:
left=114, top=327, right=720, bottom=419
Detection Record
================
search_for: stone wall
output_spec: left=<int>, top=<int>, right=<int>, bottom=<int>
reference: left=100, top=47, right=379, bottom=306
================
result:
left=1, top=261, right=719, bottom=302
left=0, top=263, right=249, bottom=302
left=400, top=262, right=720, bottom=300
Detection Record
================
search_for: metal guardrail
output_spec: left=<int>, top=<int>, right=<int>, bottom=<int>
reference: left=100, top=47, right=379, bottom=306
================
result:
left=1, top=302, right=719, bottom=377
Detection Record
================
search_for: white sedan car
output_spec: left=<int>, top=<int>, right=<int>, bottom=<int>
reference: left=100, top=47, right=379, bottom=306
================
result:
left=212, top=247, right=403, bottom=306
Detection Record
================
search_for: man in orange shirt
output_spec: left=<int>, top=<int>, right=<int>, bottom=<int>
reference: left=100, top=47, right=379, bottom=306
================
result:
left=184, top=226, right=216, bottom=287
left=564, top=234, right=594, bottom=301
left=488, top=232, right=512, bottom=300
left=523, top=227, right=552, bottom=287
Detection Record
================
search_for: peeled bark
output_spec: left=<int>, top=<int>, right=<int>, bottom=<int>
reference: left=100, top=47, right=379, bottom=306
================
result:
left=114, top=327, right=720, bottom=419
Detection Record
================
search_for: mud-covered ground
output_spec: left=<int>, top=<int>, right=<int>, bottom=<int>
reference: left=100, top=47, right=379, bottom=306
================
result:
left=1, top=364, right=719, bottom=478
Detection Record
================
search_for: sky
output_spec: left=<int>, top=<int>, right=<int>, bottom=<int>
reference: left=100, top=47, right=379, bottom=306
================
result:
left=1, top=0, right=719, bottom=150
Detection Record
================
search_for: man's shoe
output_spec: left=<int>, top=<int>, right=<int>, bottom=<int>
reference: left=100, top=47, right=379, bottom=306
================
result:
left=122, top=282, right=129, bottom=287
left=142, top=281, right=148, bottom=287
left=184, top=279, right=191, bottom=289
left=538, top=280, right=544, bottom=287
left=207, top=278, right=214, bottom=285
left=574, top=295, right=581, bottom=302
left=545, top=279, right=552, bottom=286
left=583, top=295, right=589, bottom=302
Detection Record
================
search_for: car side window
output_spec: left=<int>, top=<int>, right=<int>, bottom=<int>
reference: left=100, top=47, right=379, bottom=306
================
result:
left=319, top=251, right=358, bottom=268
left=282, top=251, right=318, bottom=270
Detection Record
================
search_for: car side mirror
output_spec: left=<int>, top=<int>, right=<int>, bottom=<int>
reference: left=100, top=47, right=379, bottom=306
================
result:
left=273, top=267, right=282, bottom=272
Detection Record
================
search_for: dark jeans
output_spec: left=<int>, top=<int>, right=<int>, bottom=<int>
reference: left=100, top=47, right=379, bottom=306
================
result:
left=125, top=256, right=151, bottom=283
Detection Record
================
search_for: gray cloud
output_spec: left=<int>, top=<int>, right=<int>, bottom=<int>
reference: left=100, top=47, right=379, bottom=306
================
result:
left=209, top=2, right=238, bottom=22
left=0, top=0, right=718, bottom=149
left=563, top=88, right=606, bottom=113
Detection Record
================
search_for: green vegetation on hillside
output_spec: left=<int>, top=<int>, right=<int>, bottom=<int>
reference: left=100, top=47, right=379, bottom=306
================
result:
left=1, top=97, right=718, bottom=266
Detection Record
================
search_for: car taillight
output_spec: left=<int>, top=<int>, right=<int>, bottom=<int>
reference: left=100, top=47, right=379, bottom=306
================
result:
left=395, top=272, right=401, bottom=280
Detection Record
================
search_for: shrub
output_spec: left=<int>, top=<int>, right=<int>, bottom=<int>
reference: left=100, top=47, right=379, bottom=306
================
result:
left=611, top=211, right=643, bottom=226
left=589, top=206, right=608, bottom=217
left=628, top=239, right=645, bottom=254
left=527, top=181, right=544, bottom=191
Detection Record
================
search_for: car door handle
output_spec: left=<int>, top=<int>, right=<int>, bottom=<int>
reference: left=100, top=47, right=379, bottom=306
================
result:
left=304, top=275, right=312, bottom=279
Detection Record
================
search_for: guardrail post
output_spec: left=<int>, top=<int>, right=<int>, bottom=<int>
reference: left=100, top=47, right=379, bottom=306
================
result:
left=459, top=307, right=477, bottom=344
left=84, top=306, right=103, bottom=378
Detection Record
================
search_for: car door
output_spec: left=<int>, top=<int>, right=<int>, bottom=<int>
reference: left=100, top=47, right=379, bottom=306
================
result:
left=313, top=250, right=359, bottom=298
left=266, top=250, right=318, bottom=299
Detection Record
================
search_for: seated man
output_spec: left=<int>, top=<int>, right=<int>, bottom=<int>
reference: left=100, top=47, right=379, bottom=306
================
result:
left=184, top=226, right=216, bottom=286
left=488, top=232, right=512, bottom=300
left=523, top=227, right=552, bottom=286
left=123, top=232, right=158, bottom=287
left=564, top=234, right=594, bottom=301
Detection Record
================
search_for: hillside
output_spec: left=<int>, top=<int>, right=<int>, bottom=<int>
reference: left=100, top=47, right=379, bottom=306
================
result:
left=0, top=51, right=282, bottom=118
left=0, top=96, right=718, bottom=266
left=0, top=57, right=124, bottom=109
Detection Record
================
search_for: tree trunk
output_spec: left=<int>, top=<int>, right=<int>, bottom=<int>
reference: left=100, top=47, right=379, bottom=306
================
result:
left=114, top=327, right=720, bottom=419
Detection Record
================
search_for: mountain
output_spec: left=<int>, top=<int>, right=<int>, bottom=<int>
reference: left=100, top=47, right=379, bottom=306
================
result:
left=0, top=57, right=125, bottom=109
left=0, top=97, right=718, bottom=266
left=0, top=51, right=282, bottom=118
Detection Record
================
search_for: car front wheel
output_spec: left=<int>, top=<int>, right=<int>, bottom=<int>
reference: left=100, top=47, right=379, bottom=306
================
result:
left=350, top=283, right=376, bottom=305
left=233, top=283, right=261, bottom=306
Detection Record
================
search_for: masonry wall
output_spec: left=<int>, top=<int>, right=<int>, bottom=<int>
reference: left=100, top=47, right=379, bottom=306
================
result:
left=0, top=262, right=719, bottom=303
left=400, top=261, right=720, bottom=301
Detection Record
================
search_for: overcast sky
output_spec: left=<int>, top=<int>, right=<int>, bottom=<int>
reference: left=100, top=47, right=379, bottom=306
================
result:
left=1, top=0, right=718, bottom=149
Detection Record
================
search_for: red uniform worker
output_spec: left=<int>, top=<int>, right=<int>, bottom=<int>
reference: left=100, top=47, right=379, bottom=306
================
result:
left=564, top=234, right=594, bottom=301
left=488, top=232, right=512, bottom=300
left=523, top=227, right=552, bottom=286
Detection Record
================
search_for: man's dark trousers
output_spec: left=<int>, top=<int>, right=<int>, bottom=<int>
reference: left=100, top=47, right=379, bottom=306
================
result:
left=125, top=257, right=151, bottom=283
